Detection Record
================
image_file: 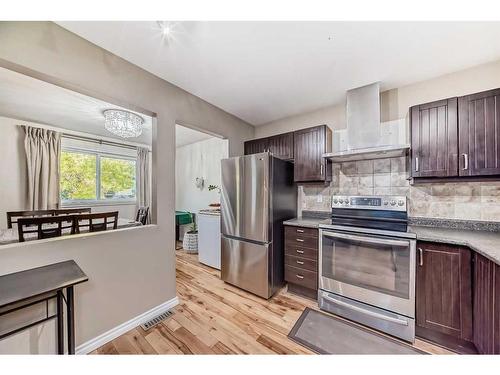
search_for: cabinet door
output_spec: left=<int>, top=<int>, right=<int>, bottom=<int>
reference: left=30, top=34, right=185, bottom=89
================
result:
left=267, top=132, right=294, bottom=160
left=473, top=253, right=499, bottom=354
left=244, top=138, right=268, bottom=155
left=416, top=242, right=474, bottom=351
left=458, top=88, right=500, bottom=176
left=495, top=263, right=500, bottom=354
left=293, top=125, right=332, bottom=182
left=410, top=98, right=458, bottom=178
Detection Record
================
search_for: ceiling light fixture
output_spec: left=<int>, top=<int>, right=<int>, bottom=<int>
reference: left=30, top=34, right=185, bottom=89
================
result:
left=103, top=109, right=144, bottom=138
left=157, top=21, right=172, bottom=37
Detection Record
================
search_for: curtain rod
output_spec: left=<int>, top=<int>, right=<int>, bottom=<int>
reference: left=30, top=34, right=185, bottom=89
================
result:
left=62, top=133, right=151, bottom=152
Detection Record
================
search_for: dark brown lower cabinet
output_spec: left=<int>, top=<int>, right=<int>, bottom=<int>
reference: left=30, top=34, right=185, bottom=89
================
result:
left=284, top=225, right=318, bottom=300
left=473, top=253, right=500, bottom=354
left=415, top=241, right=476, bottom=353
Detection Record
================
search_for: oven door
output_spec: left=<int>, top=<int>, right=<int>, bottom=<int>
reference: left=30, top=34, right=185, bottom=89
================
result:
left=319, top=229, right=415, bottom=317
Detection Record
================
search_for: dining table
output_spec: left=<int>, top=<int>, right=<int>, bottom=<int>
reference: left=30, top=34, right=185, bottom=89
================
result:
left=0, top=217, right=142, bottom=245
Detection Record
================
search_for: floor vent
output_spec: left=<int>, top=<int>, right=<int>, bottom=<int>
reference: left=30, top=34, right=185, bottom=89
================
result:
left=140, top=310, right=174, bottom=331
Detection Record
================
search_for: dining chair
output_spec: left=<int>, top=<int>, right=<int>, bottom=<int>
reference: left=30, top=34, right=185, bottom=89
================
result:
left=17, top=216, right=75, bottom=242
left=73, top=211, right=119, bottom=233
left=136, top=206, right=149, bottom=225
left=7, top=208, right=91, bottom=229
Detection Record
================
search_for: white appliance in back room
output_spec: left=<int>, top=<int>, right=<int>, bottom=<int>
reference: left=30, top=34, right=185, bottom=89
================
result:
left=198, top=210, right=221, bottom=269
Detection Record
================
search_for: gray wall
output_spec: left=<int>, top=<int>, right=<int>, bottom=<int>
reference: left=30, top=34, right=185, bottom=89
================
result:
left=0, top=21, right=254, bottom=353
left=0, top=116, right=27, bottom=228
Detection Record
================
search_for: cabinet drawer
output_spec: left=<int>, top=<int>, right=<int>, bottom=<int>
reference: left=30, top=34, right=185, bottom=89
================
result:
left=285, top=235, right=318, bottom=250
left=285, top=265, right=317, bottom=290
left=285, top=225, right=318, bottom=238
left=285, top=254, right=317, bottom=272
left=285, top=244, right=317, bottom=260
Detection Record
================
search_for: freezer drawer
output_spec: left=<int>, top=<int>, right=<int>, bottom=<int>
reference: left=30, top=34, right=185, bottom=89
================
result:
left=221, top=236, right=270, bottom=298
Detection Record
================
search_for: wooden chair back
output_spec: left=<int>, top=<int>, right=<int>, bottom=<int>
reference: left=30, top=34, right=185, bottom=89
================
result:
left=17, top=216, right=75, bottom=242
left=73, top=211, right=119, bottom=234
left=7, top=208, right=91, bottom=228
left=136, top=206, right=149, bottom=225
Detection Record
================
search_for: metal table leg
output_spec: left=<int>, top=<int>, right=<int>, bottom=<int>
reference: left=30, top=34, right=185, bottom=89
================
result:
left=56, top=291, right=64, bottom=354
left=66, top=286, right=75, bottom=354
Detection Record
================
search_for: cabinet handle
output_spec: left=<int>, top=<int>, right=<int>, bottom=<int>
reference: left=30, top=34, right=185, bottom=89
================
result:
left=418, top=248, right=423, bottom=267
left=320, top=164, right=324, bottom=175
left=296, top=274, right=304, bottom=279
left=296, top=238, right=304, bottom=242
left=296, top=260, right=305, bottom=265
left=415, top=157, right=419, bottom=172
left=296, top=229, right=304, bottom=233
left=296, top=249, right=304, bottom=254
left=462, top=153, right=469, bottom=170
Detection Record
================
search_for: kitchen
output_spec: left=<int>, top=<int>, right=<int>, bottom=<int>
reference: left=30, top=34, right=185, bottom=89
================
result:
left=220, top=78, right=500, bottom=354
left=1, top=19, right=499, bottom=363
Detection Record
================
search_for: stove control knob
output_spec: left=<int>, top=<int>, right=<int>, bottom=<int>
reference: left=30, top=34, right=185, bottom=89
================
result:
left=390, top=200, right=397, bottom=206
left=338, top=199, right=343, bottom=204
left=333, top=198, right=338, bottom=204
left=383, top=201, right=389, bottom=206
left=398, top=200, right=405, bottom=206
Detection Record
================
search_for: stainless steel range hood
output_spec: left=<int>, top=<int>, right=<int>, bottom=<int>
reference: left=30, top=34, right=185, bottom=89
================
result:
left=323, top=83, right=410, bottom=162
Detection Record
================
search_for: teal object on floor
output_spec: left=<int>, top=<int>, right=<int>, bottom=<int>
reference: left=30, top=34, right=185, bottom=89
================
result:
left=175, top=211, right=193, bottom=225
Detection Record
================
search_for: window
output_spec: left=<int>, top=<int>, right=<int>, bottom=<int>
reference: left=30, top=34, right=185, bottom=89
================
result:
left=60, top=149, right=136, bottom=205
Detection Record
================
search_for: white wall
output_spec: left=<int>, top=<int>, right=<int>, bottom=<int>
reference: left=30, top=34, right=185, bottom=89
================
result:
left=175, top=137, right=228, bottom=216
left=0, top=116, right=27, bottom=228
left=0, top=21, right=254, bottom=354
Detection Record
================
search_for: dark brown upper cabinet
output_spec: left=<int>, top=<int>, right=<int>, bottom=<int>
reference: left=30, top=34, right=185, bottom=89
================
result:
left=244, top=132, right=294, bottom=160
left=244, top=137, right=268, bottom=155
left=410, top=98, right=458, bottom=178
left=293, top=125, right=332, bottom=183
left=267, top=132, right=294, bottom=160
left=416, top=241, right=475, bottom=353
left=458, top=88, right=500, bottom=176
left=244, top=126, right=331, bottom=182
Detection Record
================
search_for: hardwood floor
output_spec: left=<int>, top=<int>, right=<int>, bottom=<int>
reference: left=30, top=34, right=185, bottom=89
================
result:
left=92, top=249, right=452, bottom=355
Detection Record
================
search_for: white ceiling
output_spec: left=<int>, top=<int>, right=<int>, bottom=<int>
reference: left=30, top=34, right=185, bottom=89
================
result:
left=176, top=124, right=213, bottom=147
left=0, top=67, right=153, bottom=144
left=57, top=21, right=500, bottom=126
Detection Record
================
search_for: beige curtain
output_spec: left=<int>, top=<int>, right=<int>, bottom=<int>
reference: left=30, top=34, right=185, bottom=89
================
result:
left=136, top=147, right=151, bottom=223
left=23, top=126, right=61, bottom=210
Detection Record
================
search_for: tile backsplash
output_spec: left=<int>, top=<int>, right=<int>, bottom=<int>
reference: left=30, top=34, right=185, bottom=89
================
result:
left=298, top=156, right=500, bottom=222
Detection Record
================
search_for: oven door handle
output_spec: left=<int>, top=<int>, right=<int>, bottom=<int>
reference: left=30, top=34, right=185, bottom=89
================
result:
left=322, top=231, right=409, bottom=247
left=322, top=294, right=409, bottom=326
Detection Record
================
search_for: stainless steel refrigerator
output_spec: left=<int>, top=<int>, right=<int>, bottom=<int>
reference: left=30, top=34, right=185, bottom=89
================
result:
left=220, top=152, right=296, bottom=299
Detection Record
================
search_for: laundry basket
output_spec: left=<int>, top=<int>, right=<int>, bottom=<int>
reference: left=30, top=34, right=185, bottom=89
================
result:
left=182, top=231, right=198, bottom=253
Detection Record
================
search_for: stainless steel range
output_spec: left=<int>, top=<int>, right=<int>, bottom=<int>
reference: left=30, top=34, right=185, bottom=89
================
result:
left=318, top=195, right=416, bottom=342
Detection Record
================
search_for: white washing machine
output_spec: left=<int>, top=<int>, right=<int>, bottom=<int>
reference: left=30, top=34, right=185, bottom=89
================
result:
left=197, top=210, right=221, bottom=269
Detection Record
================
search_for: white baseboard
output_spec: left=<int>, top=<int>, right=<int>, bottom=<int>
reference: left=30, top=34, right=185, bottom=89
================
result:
left=75, top=296, right=179, bottom=354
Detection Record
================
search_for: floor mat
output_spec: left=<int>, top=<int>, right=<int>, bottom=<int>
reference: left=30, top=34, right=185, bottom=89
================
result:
left=288, top=308, right=425, bottom=354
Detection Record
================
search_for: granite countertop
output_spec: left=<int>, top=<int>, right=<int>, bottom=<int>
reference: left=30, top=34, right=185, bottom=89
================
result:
left=283, top=217, right=326, bottom=229
left=409, top=225, right=500, bottom=265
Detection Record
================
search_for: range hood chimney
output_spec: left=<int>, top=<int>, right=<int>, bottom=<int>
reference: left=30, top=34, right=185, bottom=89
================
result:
left=347, top=82, right=382, bottom=150
left=323, top=82, right=410, bottom=162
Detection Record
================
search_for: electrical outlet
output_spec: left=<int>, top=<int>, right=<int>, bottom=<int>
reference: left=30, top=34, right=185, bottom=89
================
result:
left=317, top=195, right=323, bottom=203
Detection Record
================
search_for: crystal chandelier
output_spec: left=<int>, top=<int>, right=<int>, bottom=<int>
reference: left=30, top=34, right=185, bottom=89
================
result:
left=103, top=109, right=144, bottom=138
